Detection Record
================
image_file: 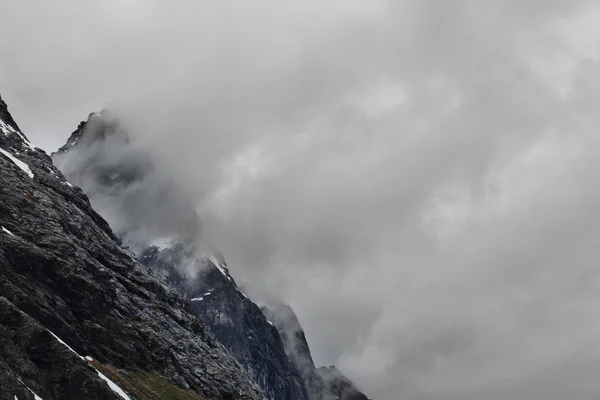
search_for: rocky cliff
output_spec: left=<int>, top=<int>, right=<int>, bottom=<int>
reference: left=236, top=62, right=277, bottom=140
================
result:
left=48, top=107, right=369, bottom=399
left=0, top=95, right=263, bottom=399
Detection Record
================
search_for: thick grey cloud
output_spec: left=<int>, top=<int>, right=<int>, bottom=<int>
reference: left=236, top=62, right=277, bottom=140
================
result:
left=3, top=1, right=600, bottom=398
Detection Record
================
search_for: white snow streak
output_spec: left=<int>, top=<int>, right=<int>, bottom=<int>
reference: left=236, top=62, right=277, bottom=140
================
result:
left=0, top=119, right=33, bottom=150
left=2, top=226, right=15, bottom=237
left=96, top=371, right=131, bottom=400
left=17, top=378, right=43, bottom=400
left=48, top=167, right=74, bottom=187
left=0, top=147, right=33, bottom=178
left=47, top=329, right=82, bottom=358
left=191, top=297, right=204, bottom=301
left=209, top=256, right=232, bottom=281
left=46, top=329, right=130, bottom=400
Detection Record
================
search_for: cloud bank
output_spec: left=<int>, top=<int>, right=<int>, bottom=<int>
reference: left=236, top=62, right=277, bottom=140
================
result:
left=3, top=1, right=600, bottom=398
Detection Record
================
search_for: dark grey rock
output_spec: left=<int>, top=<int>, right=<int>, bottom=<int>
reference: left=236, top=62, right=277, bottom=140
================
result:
left=53, top=111, right=309, bottom=400
left=317, top=366, right=370, bottom=400
left=262, top=305, right=371, bottom=400
left=141, top=245, right=309, bottom=400
left=51, top=108, right=371, bottom=400
left=0, top=94, right=263, bottom=400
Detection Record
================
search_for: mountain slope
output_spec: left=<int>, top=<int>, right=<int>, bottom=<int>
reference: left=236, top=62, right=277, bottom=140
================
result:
left=262, top=305, right=371, bottom=400
left=53, top=111, right=310, bottom=400
left=140, top=245, right=309, bottom=400
left=52, top=109, right=372, bottom=400
left=0, top=94, right=263, bottom=400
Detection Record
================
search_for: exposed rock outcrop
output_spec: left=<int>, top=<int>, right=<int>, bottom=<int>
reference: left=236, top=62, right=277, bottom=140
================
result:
left=51, top=109, right=371, bottom=400
left=0, top=95, right=263, bottom=400
left=262, top=305, right=371, bottom=400
left=53, top=112, right=309, bottom=400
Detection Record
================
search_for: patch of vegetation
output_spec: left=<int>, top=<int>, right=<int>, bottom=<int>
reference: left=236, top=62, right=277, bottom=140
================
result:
left=90, top=361, right=206, bottom=400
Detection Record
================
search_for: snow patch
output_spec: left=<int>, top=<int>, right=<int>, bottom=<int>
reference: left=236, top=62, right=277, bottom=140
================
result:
left=47, top=167, right=73, bottom=187
left=47, top=329, right=83, bottom=358
left=209, top=256, right=232, bottom=281
left=2, top=226, right=15, bottom=237
left=47, top=329, right=130, bottom=400
left=17, top=378, right=43, bottom=400
left=0, top=119, right=33, bottom=150
left=191, top=297, right=203, bottom=301
left=96, top=370, right=131, bottom=400
left=0, top=147, right=33, bottom=178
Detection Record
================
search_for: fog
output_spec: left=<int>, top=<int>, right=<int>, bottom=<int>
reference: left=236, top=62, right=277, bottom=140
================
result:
left=3, top=1, right=600, bottom=398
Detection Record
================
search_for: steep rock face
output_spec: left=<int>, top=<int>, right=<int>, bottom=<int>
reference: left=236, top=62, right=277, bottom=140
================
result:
left=0, top=95, right=263, bottom=400
left=262, top=306, right=371, bottom=400
left=140, top=245, right=309, bottom=400
left=316, top=367, right=369, bottom=400
left=261, top=305, right=327, bottom=400
left=53, top=112, right=309, bottom=400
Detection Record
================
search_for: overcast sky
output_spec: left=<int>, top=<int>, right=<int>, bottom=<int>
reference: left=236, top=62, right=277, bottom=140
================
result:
left=3, top=1, right=600, bottom=399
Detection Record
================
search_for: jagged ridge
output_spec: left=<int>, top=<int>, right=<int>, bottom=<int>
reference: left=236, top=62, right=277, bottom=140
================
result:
left=0, top=94, right=263, bottom=400
left=51, top=108, right=372, bottom=400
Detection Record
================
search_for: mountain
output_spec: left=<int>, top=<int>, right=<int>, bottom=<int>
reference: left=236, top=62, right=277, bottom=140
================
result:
left=140, top=244, right=310, bottom=400
left=53, top=111, right=312, bottom=399
left=0, top=95, right=263, bottom=399
left=51, top=107, right=370, bottom=399
left=316, top=367, right=369, bottom=400
left=262, top=305, right=370, bottom=400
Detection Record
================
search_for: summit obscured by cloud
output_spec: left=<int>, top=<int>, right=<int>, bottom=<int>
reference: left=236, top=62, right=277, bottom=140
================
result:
left=3, top=1, right=600, bottom=398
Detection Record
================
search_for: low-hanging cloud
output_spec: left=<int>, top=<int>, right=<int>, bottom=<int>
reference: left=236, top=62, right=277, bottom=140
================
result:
left=3, top=1, right=600, bottom=398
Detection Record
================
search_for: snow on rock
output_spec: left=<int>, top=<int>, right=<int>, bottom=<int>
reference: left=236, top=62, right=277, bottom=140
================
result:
left=96, top=370, right=131, bottom=400
left=0, top=118, right=32, bottom=149
left=191, top=297, right=204, bottom=301
left=2, top=226, right=15, bottom=237
left=17, top=378, right=43, bottom=400
left=47, top=329, right=83, bottom=359
left=209, top=256, right=232, bottom=281
left=47, top=329, right=131, bottom=400
left=0, top=147, right=33, bottom=178
left=47, top=167, right=74, bottom=187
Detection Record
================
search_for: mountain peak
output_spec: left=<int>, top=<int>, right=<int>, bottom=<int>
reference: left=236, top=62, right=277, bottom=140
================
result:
left=0, top=94, right=263, bottom=399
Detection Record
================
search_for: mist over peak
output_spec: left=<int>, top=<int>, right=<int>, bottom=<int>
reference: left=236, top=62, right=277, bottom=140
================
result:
left=4, top=1, right=600, bottom=398
left=52, top=111, right=202, bottom=249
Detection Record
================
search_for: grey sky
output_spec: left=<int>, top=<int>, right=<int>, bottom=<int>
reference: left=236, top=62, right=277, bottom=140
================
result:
left=3, top=1, right=600, bottom=398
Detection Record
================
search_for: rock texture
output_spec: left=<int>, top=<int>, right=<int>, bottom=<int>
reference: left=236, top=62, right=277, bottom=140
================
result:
left=0, top=95, right=263, bottom=400
left=317, top=367, right=370, bottom=400
left=52, top=109, right=371, bottom=400
left=262, top=305, right=371, bottom=400
left=140, top=245, right=309, bottom=400
left=53, top=112, right=311, bottom=400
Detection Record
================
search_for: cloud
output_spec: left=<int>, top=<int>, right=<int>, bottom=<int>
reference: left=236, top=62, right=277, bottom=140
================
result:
left=3, top=1, right=600, bottom=398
